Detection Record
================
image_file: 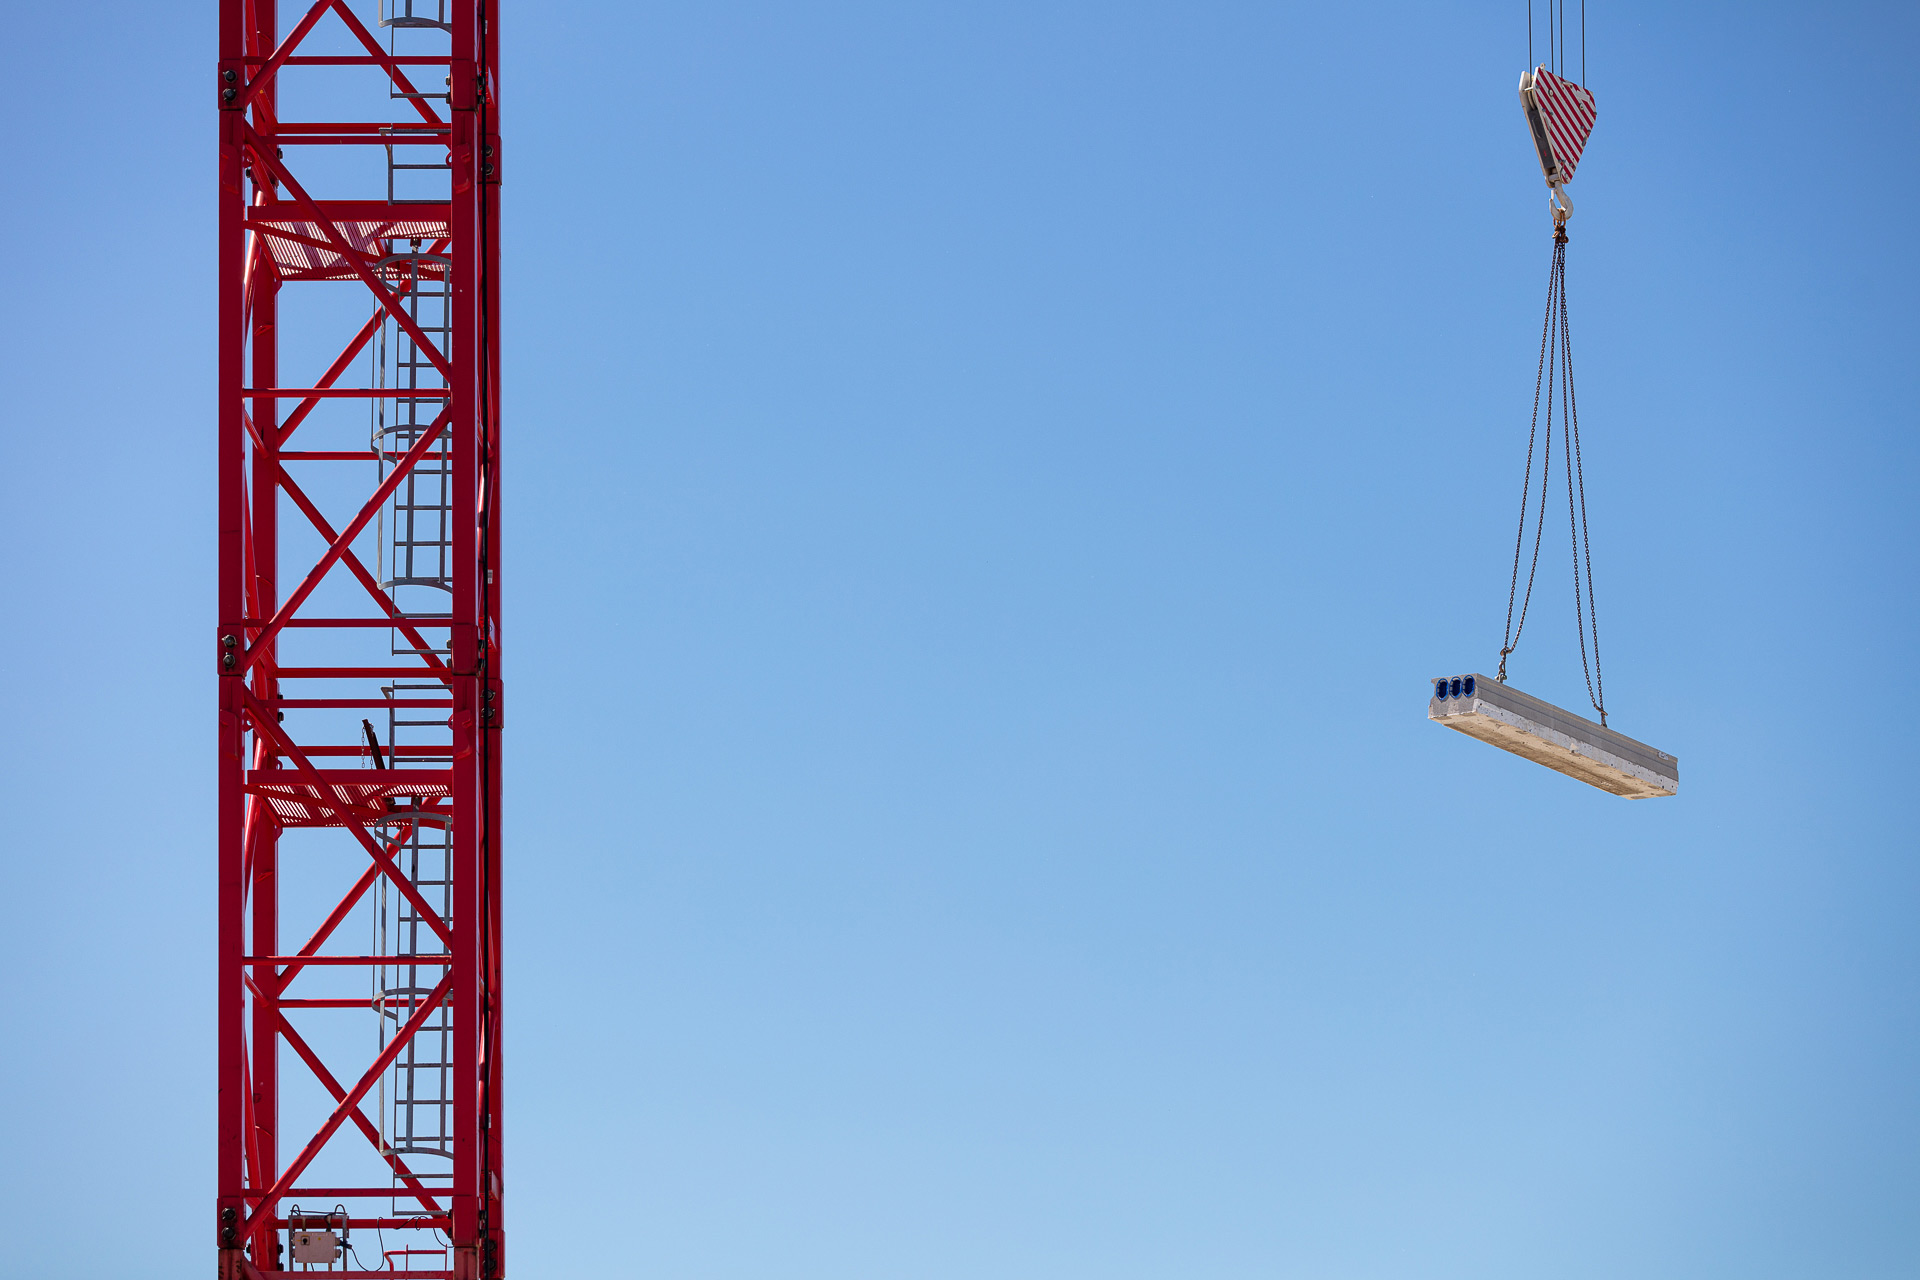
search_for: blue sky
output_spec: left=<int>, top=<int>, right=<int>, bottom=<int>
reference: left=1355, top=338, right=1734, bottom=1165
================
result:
left=2, top=2, right=1917, bottom=1277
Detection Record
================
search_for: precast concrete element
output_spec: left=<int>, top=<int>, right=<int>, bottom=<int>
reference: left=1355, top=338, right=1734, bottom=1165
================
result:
left=1428, top=674, right=1678, bottom=798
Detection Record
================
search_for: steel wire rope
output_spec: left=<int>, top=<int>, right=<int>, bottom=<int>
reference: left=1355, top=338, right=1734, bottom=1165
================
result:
left=1497, top=223, right=1609, bottom=723
left=1498, top=230, right=1561, bottom=682
left=1557, top=258, right=1606, bottom=722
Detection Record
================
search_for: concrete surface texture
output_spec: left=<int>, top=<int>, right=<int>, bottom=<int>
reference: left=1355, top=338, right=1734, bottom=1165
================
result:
left=1429, top=674, right=1679, bottom=798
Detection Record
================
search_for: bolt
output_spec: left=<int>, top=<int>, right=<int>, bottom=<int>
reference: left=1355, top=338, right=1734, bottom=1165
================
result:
left=222, top=88, right=236, bottom=103
left=221, top=654, right=236, bottom=670
left=223, top=69, right=236, bottom=83
left=221, top=1208, right=236, bottom=1224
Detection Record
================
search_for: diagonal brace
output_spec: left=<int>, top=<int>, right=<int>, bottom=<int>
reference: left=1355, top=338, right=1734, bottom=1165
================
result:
left=238, top=968, right=454, bottom=1238
left=239, top=403, right=451, bottom=675
left=271, top=462, right=452, bottom=680
left=246, top=975, right=445, bottom=1214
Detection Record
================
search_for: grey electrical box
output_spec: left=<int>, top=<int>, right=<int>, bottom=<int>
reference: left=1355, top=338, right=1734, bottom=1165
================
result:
left=1428, top=673, right=1678, bottom=798
left=291, top=1230, right=341, bottom=1264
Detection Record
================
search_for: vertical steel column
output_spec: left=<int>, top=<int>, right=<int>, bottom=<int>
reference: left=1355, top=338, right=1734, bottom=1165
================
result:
left=245, top=7, right=282, bottom=1270
left=449, top=6, right=483, bottom=1276
left=215, top=2, right=247, bottom=1274
left=479, top=10, right=505, bottom=1270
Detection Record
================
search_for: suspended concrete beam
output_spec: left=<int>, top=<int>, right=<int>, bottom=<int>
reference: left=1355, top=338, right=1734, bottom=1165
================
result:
left=1429, top=674, right=1678, bottom=799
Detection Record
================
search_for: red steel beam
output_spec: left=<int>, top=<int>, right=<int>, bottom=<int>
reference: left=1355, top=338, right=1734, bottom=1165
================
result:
left=243, top=1189, right=452, bottom=1200
left=270, top=667, right=461, bottom=679
left=270, top=1218, right=452, bottom=1230
left=246, top=55, right=452, bottom=65
left=272, top=135, right=455, bottom=145
left=262, top=746, right=454, bottom=757
left=244, top=387, right=450, bottom=397
left=248, top=619, right=456, bottom=629
left=248, top=956, right=452, bottom=966
left=272, top=698, right=454, bottom=707
left=278, top=999, right=403, bottom=1008
left=247, top=199, right=451, bottom=219
left=217, top=0, right=252, bottom=1263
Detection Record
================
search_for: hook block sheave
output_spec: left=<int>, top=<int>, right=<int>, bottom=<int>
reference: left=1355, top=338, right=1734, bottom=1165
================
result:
left=215, top=2, right=503, bottom=1277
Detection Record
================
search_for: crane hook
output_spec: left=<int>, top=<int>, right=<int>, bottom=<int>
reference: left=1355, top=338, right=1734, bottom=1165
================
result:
left=1548, top=182, right=1573, bottom=228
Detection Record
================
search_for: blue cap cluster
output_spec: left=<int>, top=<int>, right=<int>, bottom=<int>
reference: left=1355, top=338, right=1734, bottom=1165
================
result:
left=1432, top=676, right=1477, bottom=701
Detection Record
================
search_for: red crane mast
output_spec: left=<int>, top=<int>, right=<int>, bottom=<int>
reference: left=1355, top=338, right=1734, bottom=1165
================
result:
left=215, top=2, right=502, bottom=1275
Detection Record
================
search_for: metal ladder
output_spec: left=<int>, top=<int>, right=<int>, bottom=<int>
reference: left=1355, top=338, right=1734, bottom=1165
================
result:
left=370, top=686, right=455, bottom=1183
left=380, top=1, right=452, bottom=204
left=368, top=1, right=459, bottom=1206
left=371, top=804, right=455, bottom=1181
left=368, top=244, right=457, bottom=1198
left=371, top=245, right=453, bottom=659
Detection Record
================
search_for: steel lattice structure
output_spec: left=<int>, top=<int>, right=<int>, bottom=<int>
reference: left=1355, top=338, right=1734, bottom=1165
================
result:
left=216, top=2, right=502, bottom=1276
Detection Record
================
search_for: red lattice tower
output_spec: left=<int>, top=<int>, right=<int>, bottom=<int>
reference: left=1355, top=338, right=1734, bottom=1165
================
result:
left=216, top=2, right=502, bottom=1275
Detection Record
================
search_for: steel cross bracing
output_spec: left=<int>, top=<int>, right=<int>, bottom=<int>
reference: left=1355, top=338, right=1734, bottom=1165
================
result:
left=216, top=2, right=502, bottom=1277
